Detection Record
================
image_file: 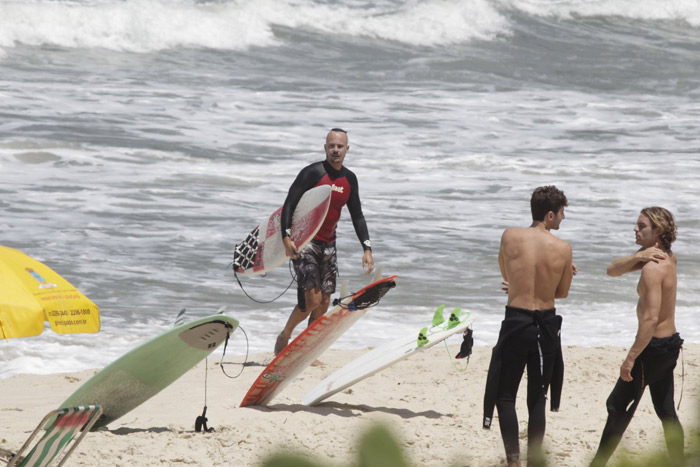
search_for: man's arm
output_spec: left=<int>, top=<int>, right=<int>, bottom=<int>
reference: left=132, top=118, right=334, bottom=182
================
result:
left=498, top=232, right=509, bottom=294
left=607, top=244, right=667, bottom=277
left=620, top=264, right=663, bottom=381
left=281, top=174, right=308, bottom=259
left=554, top=243, right=573, bottom=299
left=281, top=163, right=324, bottom=258
left=281, top=170, right=314, bottom=238
left=345, top=171, right=374, bottom=273
left=345, top=171, right=371, bottom=250
left=498, top=239, right=507, bottom=281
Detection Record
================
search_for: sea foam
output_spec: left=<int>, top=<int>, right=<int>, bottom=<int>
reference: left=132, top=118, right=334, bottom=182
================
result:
left=0, top=0, right=512, bottom=54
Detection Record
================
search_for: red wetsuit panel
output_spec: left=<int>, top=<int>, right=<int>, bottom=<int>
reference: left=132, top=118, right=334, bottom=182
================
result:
left=281, top=160, right=370, bottom=251
left=314, top=173, right=351, bottom=242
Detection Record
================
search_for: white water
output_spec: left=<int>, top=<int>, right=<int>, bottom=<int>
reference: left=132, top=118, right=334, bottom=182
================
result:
left=1, top=0, right=699, bottom=378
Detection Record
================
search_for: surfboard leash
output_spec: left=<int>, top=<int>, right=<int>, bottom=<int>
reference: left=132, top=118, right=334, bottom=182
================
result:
left=219, top=325, right=250, bottom=379
left=231, top=260, right=298, bottom=304
left=332, top=292, right=355, bottom=308
left=195, top=322, right=249, bottom=433
left=195, top=358, right=215, bottom=433
left=334, top=279, right=397, bottom=310
left=443, top=327, right=474, bottom=373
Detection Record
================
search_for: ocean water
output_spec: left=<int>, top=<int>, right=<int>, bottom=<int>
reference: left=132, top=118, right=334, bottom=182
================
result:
left=1, top=0, right=699, bottom=379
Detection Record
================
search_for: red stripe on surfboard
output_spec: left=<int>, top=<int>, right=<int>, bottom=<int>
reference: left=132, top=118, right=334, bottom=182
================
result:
left=265, top=208, right=283, bottom=240
left=262, top=196, right=329, bottom=242
left=250, top=194, right=330, bottom=273
left=288, top=199, right=331, bottom=244
left=241, top=310, right=350, bottom=404
left=240, top=275, right=397, bottom=407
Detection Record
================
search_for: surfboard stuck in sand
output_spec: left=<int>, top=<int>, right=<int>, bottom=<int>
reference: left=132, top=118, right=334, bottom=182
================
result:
left=240, top=271, right=397, bottom=407
left=57, top=313, right=239, bottom=429
left=302, top=305, right=474, bottom=406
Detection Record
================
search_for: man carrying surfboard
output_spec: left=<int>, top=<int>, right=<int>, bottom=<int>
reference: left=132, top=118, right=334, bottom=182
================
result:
left=483, top=185, right=574, bottom=467
left=590, top=207, right=683, bottom=467
left=275, top=128, right=374, bottom=355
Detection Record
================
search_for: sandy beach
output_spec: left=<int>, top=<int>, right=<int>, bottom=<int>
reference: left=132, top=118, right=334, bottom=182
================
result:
left=1, top=344, right=698, bottom=466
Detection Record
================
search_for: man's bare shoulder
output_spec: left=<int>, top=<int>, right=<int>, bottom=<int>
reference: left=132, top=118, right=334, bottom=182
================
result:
left=639, top=260, right=677, bottom=297
left=502, top=227, right=569, bottom=244
left=501, top=226, right=531, bottom=238
left=551, top=234, right=572, bottom=250
left=640, top=254, right=675, bottom=278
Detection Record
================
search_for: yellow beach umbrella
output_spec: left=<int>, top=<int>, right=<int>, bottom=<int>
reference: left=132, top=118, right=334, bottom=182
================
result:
left=0, top=245, right=100, bottom=339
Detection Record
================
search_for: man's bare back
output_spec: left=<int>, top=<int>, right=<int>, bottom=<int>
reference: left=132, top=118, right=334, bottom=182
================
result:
left=487, top=186, right=573, bottom=467
left=499, top=224, right=573, bottom=311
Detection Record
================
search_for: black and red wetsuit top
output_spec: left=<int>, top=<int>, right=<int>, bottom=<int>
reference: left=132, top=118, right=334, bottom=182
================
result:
left=281, top=160, right=371, bottom=251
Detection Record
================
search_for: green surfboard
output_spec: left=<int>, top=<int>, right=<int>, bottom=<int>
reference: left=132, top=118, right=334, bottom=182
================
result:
left=57, top=313, right=238, bottom=429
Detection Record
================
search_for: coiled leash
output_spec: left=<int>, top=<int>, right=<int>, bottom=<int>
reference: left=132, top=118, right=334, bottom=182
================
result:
left=231, top=259, right=297, bottom=304
left=195, top=358, right=215, bottom=433
left=194, top=322, right=250, bottom=433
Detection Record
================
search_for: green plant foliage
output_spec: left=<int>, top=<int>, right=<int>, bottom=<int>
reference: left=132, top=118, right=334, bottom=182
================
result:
left=357, top=425, right=410, bottom=467
left=262, top=425, right=409, bottom=467
left=263, top=454, right=327, bottom=467
left=261, top=415, right=698, bottom=467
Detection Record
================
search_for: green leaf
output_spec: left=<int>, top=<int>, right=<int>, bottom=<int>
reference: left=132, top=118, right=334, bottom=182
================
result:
left=263, top=453, right=328, bottom=467
left=358, top=425, right=410, bottom=467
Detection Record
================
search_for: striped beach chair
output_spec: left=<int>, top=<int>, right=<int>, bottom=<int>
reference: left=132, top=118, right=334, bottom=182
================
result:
left=2, top=405, right=102, bottom=467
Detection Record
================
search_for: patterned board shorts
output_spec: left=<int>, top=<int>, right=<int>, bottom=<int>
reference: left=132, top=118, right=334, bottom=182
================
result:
left=293, top=239, right=338, bottom=304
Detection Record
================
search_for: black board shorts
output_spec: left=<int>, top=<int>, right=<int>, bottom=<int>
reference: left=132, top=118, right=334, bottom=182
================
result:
left=293, top=239, right=338, bottom=298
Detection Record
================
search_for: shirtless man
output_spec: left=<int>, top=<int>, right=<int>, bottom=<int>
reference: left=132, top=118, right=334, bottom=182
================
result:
left=483, top=185, right=574, bottom=467
left=275, top=128, right=374, bottom=355
left=590, top=207, right=683, bottom=466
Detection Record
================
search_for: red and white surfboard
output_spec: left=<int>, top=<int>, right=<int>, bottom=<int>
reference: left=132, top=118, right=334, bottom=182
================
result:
left=240, top=273, right=398, bottom=407
left=233, top=185, right=331, bottom=275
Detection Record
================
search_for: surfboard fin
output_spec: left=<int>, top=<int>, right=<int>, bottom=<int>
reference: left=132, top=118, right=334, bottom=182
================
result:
left=174, top=308, right=186, bottom=327
left=333, top=280, right=351, bottom=306
left=216, top=305, right=227, bottom=314
left=372, top=264, right=384, bottom=282
left=431, top=304, right=446, bottom=327
left=447, top=307, right=462, bottom=330
left=417, top=326, right=429, bottom=347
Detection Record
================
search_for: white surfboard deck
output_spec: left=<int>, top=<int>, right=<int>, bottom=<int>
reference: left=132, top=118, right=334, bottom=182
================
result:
left=233, top=185, right=331, bottom=275
left=302, top=307, right=474, bottom=406
left=240, top=268, right=396, bottom=407
left=57, top=313, right=239, bottom=429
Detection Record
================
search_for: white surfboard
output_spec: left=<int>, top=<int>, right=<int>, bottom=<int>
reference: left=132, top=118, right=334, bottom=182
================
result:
left=240, top=269, right=397, bottom=407
left=302, top=306, right=474, bottom=406
left=233, top=185, right=332, bottom=275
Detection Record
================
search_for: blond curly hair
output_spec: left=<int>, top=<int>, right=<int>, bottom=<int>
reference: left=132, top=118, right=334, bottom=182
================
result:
left=641, top=207, right=677, bottom=251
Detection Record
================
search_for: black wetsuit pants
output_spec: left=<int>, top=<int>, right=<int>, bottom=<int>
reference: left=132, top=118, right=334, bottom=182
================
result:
left=495, top=309, right=558, bottom=464
left=591, top=333, right=684, bottom=467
